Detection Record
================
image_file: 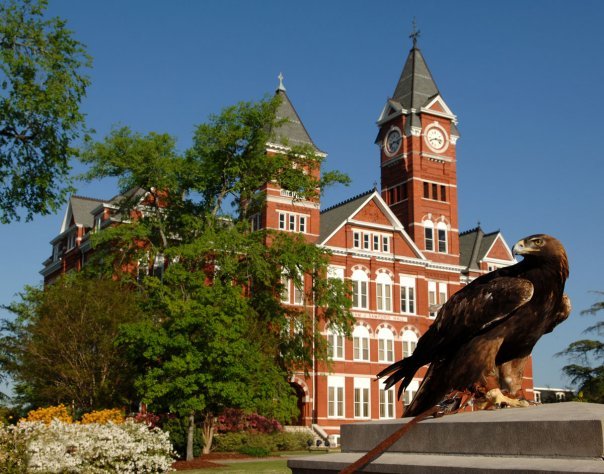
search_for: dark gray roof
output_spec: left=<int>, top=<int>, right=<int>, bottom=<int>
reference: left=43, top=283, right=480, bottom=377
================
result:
left=459, top=226, right=501, bottom=270
left=450, top=122, right=460, bottom=137
left=392, top=47, right=440, bottom=110
left=319, top=190, right=374, bottom=243
left=272, top=89, right=323, bottom=153
left=109, top=186, right=147, bottom=207
left=70, top=196, right=105, bottom=228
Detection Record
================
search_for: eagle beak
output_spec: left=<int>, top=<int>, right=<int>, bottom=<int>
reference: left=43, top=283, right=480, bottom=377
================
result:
left=512, top=239, right=527, bottom=256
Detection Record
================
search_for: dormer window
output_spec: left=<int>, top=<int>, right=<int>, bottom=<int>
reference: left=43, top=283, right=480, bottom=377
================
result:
left=67, top=232, right=76, bottom=251
left=94, top=214, right=102, bottom=232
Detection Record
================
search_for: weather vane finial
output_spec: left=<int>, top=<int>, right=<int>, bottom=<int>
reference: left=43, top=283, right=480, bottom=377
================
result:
left=409, top=17, right=421, bottom=47
left=277, top=72, right=286, bottom=92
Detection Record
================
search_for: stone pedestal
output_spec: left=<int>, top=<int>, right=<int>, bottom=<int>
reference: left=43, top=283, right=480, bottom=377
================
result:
left=288, top=402, right=604, bottom=473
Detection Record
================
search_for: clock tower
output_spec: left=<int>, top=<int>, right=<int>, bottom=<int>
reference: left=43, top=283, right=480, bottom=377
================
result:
left=377, top=34, right=461, bottom=266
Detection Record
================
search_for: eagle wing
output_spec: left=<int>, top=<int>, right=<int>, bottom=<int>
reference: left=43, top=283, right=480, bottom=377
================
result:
left=432, top=276, right=534, bottom=344
left=378, top=276, right=534, bottom=395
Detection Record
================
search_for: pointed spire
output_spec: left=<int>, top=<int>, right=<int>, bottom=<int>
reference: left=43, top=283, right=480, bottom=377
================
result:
left=271, top=77, right=323, bottom=153
left=391, top=29, right=439, bottom=110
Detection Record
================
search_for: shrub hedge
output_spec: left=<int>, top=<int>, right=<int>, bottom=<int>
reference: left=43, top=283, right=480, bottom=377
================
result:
left=213, top=431, right=313, bottom=453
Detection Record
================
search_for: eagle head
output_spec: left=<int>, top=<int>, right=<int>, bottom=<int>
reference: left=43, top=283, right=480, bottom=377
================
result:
left=512, top=234, right=569, bottom=278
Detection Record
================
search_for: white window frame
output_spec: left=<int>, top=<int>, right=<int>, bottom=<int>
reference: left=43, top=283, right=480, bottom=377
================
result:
left=379, top=380, right=395, bottom=419
left=376, top=273, right=392, bottom=312
left=289, top=214, right=296, bottom=231
left=352, top=325, right=370, bottom=361
left=437, top=222, right=447, bottom=253
left=382, top=235, right=390, bottom=253
left=363, top=233, right=370, bottom=250
left=351, top=269, right=368, bottom=309
left=353, top=232, right=360, bottom=248
left=428, top=281, right=437, bottom=318
left=293, top=275, right=304, bottom=305
left=400, top=276, right=416, bottom=314
left=280, top=273, right=290, bottom=303
left=279, top=213, right=286, bottom=230
left=424, top=222, right=434, bottom=251
left=299, top=215, right=306, bottom=233
left=378, top=328, right=395, bottom=363
left=327, top=376, right=345, bottom=418
left=354, top=378, right=370, bottom=419
left=428, top=281, right=447, bottom=318
left=439, top=282, right=447, bottom=308
left=373, top=234, right=380, bottom=251
left=327, top=328, right=345, bottom=360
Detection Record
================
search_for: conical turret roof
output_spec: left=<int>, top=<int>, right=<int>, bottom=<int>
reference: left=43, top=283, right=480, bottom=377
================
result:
left=270, top=75, right=323, bottom=153
left=392, top=45, right=440, bottom=110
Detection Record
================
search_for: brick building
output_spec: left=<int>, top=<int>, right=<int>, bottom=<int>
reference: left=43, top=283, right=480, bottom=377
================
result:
left=41, top=38, right=530, bottom=443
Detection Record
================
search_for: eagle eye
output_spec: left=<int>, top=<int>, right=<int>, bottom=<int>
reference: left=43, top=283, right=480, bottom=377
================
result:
left=532, top=238, right=544, bottom=246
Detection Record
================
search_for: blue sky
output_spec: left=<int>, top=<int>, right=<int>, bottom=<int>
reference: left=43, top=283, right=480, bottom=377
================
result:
left=2, top=0, right=604, bottom=391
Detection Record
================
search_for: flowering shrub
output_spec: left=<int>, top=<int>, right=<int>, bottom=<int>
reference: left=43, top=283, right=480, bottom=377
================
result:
left=0, top=419, right=175, bottom=473
left=80, top=408, right=124, bottom=425
left=0, top=424, right=28, bottom=473
left=216, top=408, right=282, bottom=434
left=23, top=405, right=73, bottom=424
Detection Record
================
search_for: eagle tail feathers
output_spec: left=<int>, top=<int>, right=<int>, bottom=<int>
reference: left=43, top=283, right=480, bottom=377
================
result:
left=377, top=356, right=420, bottom=399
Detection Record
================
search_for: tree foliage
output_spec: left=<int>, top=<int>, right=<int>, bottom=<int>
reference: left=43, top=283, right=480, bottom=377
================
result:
left=81, top=96, right=353, bottom=457
left=0, top=274, right=144, bottom=412
left=0, top=0, right=90, bottom=222
left=557, top=292, right=604, bottom=403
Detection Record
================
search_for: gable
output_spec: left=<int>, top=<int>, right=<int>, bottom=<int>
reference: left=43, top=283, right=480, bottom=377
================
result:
left=427, top=100, right=445, bottom=113
left=484, top=235, right=513, bottom=261
left=422, top=95, right=456, bottom=119
left=351, top=199, right=391, bottom=226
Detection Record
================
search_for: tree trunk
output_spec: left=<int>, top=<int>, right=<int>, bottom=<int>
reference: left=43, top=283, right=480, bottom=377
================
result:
left=186, top=411, right=195, bottom=461
left=201, top=412, right=215, bottom=455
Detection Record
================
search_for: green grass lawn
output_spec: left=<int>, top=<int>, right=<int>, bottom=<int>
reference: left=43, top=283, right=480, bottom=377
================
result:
left=179, top=459, right=290, bottom=473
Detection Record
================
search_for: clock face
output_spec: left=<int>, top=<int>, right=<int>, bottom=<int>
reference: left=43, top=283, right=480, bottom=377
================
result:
left=425, top=127, right=447, bottom=152
left=385, top=129, right=402, bottom=155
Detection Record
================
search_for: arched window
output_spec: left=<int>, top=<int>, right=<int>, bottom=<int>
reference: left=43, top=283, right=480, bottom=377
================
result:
left=437, top=222, right=448, bottom=253
left=424, top=221, right=434, bottom=251
left=353, top=325, right=370, bottom=361
left=351, top=269, right=368, bottom=309
left=378, top=327, right=395, bottom=363
left=402, top=330, right=418, bottom=358
left=326, top=326, right=345, bottom=361
left=375, top=273, right=392, bottom=312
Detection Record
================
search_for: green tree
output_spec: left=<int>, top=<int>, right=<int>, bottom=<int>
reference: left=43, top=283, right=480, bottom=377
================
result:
left=0, top=274, right=144, bottom=412
left=0, top=0, right=90, bottom=223
left=557, top=292, right=604, bottom=403
left=81, top=96, right=353, bottom=459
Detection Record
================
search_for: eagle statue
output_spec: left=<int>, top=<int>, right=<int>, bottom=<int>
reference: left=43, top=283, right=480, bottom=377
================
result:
left=377, top=234, right=571, bottom=417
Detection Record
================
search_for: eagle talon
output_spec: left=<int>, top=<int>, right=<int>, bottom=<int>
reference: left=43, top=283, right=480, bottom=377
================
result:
left=486, top=388, right=530, bottom=408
